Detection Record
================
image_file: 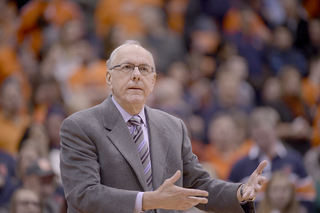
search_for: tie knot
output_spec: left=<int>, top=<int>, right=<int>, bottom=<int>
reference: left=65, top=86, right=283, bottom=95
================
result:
left=129, top=116, right=141, bottom=127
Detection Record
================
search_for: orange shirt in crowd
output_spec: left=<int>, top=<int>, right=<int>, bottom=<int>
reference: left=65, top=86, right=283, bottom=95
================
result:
left=69, top=60, right=108, bottom=92
left=0, top=46, right=32, bottom=106
left=166, top=0, right=189, bottom=34
left=311, top=106, right=320, bottom=147
left=94, top=0, right=164, bottom=38
left=301, top=78, right=320, bottom=109
left=17, top=0, right=83, bottom=54
left=303, top=0, right=320, bottom=18
left=0, top=45, right=20, bottom=85
left=202, top=139, right=253, bottom=180
left=0, top=110, right=30, bottom=157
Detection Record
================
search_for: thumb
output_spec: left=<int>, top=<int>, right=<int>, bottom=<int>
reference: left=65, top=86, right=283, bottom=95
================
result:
left=167, top=170, right=181, bottom=185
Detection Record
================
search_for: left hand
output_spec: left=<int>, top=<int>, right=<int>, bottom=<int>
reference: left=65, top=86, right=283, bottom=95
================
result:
left=238, top=160, right=268, bottom=201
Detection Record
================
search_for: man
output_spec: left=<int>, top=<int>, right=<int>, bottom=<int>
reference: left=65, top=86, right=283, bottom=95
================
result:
left=24, top=157, right=63, bottom=213
left=228, top=106, right=315, bottom=212
left=60, top=40, right=267, bottom=213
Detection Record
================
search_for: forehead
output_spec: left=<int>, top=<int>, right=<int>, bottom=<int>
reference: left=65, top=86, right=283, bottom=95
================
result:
left=16, top=190, right=39, bottom=201
left=113, top=45, right=154, bottom=66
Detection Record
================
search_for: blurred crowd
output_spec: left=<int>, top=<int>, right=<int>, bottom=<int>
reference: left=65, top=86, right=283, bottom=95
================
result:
left=0, top=0, right=320, bottom=212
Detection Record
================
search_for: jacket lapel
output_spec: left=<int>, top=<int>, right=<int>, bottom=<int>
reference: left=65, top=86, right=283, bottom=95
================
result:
left=145, top=107, right=170, bottom=190
left=102, top=96, right=149, bottom=191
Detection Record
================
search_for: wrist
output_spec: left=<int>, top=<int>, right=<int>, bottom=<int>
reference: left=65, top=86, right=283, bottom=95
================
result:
left=237, top=184, right=245, bottom=202
left=142, top=191, right=158, bottom=210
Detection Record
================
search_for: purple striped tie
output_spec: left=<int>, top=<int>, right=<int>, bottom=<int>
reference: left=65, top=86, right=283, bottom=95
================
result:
left=129, top=116, right=153, bottom=190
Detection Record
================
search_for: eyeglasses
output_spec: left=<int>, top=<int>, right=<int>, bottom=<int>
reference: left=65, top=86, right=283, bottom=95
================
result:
left=110, top=63, right=154, bottom=75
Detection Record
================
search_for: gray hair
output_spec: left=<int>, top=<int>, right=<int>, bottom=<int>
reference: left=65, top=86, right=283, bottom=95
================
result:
left=106, top=40, right=155, bottom=71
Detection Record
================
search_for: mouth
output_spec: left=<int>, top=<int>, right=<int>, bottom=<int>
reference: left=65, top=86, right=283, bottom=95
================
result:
left=128, top=87, right=142, bottom=90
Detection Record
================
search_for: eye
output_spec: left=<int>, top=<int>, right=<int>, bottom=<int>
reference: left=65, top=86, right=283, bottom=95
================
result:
left=139, top=66, right=149, bottom=72
left=121, top=64, right=134, bottom=70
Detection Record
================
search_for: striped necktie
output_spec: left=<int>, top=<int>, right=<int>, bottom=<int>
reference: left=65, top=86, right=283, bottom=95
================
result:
left=129, top=116, right=153, bottom=190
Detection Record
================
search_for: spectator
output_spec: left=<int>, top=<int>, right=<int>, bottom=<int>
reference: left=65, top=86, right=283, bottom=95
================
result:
left=16, top=140, right=42, bottom=182
left=304, top=144, right=320, bottom=213
left=229, top=107, right=316, bottom=212
left=17, top=0, right=83, bottom=55
left=280, top=0, right=309, bottom=53
left=94, top=0, right=163, bottom=39
left=0, top=77, right=30, bottom=157
left=202, top=112, right=251, bottom=180
left=257, top=171, right=307, bottom=213
left=275, top=65, right=312, bottom=155
left=67, top=41, right=110, bottom=112
left=0, top=150, right=19, bottom=209
left=301, top=56, right=320, bottom=112
left=40, top=20, right=87, bottom=104
left=139, top=6, right=187, bottom=74
left=46, top=106, right=67, bottom=186
left=9, top=188, right=43, bottom=213
left=261, top=77, right=282, bottom=107
left=23, top=157, right=63, bottom=213
left=302, top=18, right=320, bottom=59
left=266, top=26, right=308, bottom=77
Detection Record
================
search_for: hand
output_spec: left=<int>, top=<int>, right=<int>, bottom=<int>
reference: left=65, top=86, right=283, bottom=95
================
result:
left=142, top=170, right=209, bottom=211
left=238, top=160, right=267, bottom=202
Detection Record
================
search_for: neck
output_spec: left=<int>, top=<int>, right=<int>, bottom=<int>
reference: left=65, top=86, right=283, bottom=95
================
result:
left=113, top=96, right=144, bottom=115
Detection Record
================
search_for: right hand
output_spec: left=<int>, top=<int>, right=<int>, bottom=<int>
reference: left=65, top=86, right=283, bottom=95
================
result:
left=142, top=170, right=209, bottom=211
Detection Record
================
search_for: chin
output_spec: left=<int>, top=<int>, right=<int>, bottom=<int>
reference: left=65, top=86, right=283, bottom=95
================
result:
left=127, top=95, right=146, bottom=105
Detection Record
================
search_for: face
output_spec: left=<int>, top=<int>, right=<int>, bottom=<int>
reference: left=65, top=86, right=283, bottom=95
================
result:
left=0, top=81, right=22, bottom=114
left=268, top=176, right=293, bottom=210
left=106, top=45, right=156, bottom=114
left=208, top=116, right=237, bottom=150
left=15, top=189, right=41, bottom=213
left=25, top=175, right=55, bottom=199
left=251, top=123, right=277, bottom=151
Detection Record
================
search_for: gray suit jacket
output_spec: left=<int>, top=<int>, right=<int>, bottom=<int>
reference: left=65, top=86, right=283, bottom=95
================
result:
left=60, top=95, right=254, bottom=213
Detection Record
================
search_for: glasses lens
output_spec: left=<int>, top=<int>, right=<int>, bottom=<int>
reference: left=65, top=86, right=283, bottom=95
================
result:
left=120, top=64, right=134, bottom=72
left=138, top=65, right=152, bottom=74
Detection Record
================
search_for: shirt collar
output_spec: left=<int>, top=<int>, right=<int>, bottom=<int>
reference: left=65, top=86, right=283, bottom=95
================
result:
left=111, top=96, right=147, bottom=126
left=248, top=140, right=287, bottom=160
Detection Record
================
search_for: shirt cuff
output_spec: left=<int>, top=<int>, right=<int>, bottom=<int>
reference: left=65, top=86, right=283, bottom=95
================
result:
left=134, top=192, right=144, bottom=213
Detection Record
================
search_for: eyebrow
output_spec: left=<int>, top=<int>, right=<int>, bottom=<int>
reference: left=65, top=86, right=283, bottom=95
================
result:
left=120, top=62, right=151, bottom=66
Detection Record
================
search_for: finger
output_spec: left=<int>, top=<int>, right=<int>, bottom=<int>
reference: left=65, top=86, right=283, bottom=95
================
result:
left=187, top=196, right=208, bottom=204
left=255, top=160, right=268, bottom=175
left=184, top=188, right=209, bottom=197
left=167, top=170, right=181, bottom=184
left=257, top=176, right=266, bottom=185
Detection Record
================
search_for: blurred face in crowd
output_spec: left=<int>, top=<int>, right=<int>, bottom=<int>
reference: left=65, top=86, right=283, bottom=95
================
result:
left=0, top=79, right=22, bottom=115
left=268, top=173, right=294, bottom=211
left=208, top=115, right=237, bottom=151
left=18, top=144, right=40, bottom=179
left=12, top=188, right=41, bottom=213
left=309, top=18, right=320, bottom=44
left=281, top=68, right=301, bottom=97
left=24, top=174, right=55, bottom=200
left=262, top=77, right=282, bottom=104
left=106, top=44, right=156, bottom=114
left=274, top=27, right=293, bottom=50
left=250, top=122, right=278, bottom=152
left=217, top=73, right=240, bottom=106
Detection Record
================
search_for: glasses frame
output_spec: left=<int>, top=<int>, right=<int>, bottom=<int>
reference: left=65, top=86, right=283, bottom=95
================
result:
left=110, top=63, right=155, bottom=75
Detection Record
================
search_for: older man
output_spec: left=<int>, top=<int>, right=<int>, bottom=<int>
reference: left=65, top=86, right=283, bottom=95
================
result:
left=60, top=40, right=267, bottom=213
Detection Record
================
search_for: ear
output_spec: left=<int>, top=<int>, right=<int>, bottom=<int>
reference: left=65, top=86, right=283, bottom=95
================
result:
left=106, top=70, right=113, bottom=90
left=150, top=73, right=157, bottom=92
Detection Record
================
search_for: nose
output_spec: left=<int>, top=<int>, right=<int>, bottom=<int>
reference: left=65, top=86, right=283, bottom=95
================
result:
left=132, top=66, right=141, bottom=81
